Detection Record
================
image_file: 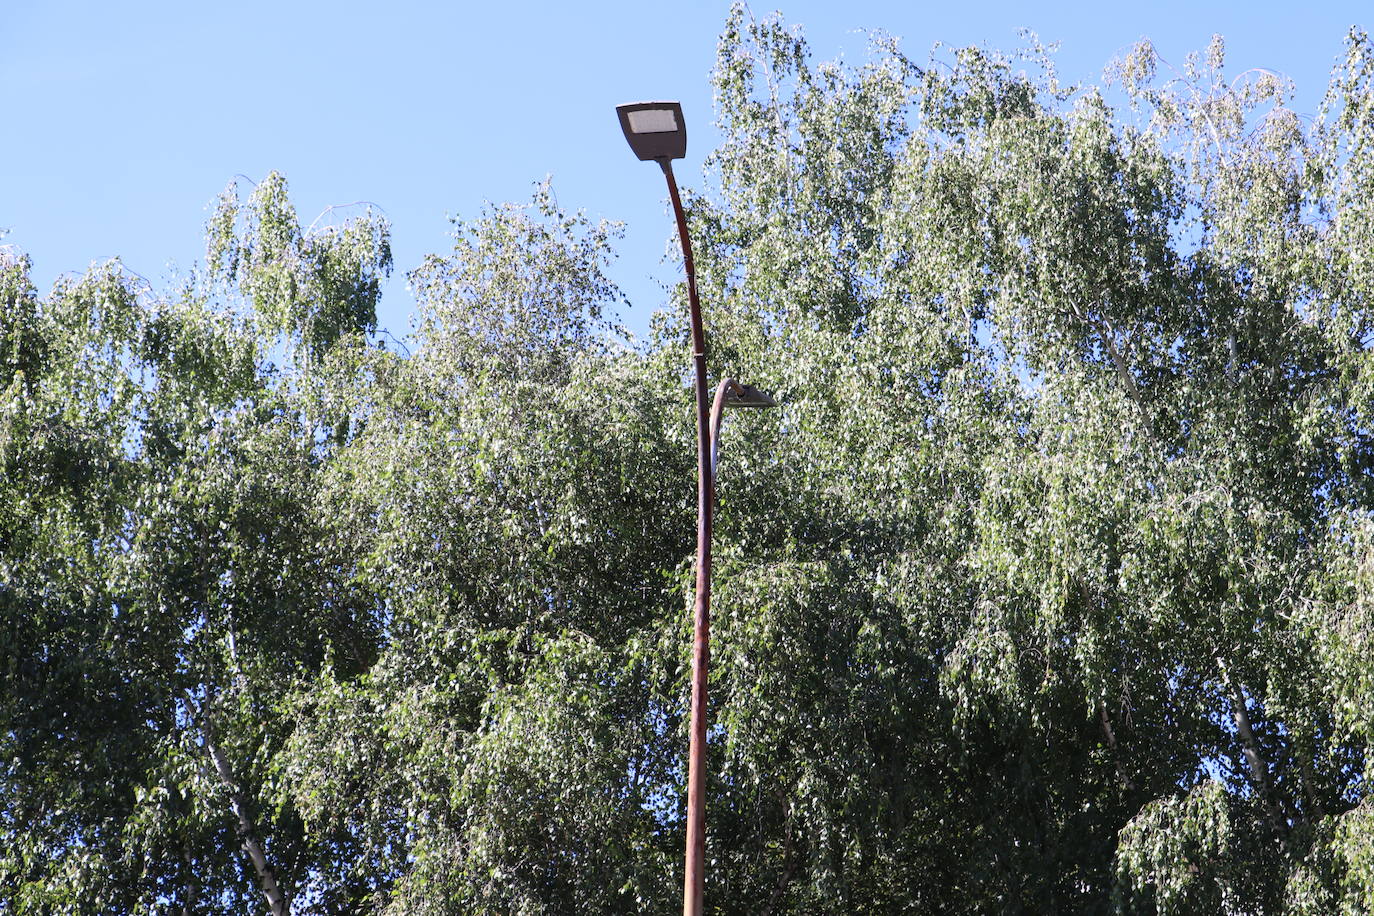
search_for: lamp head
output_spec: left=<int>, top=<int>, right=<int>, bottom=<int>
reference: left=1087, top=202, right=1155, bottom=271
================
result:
left=616, top=101, right=687, bottom=162
left=723, top=383, right=777, bottom=409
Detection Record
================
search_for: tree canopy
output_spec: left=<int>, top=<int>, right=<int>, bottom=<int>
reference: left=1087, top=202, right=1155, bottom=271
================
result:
left=6, top=7, right=1374, bottom=913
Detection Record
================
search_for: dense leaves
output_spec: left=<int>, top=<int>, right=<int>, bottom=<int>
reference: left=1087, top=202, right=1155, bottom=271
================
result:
left=6, top=8, right=1374, bottom=913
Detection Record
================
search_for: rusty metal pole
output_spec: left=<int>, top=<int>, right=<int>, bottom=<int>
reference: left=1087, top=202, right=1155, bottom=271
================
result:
left=660, top=158, right=712, bottom=916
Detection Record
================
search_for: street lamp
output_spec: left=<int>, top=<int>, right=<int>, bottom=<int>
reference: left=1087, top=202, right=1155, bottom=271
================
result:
left=617, top=101, right=775, bottom=916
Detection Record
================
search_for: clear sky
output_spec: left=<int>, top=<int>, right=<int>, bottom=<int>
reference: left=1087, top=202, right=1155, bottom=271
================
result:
left=2, top=1, right=1367, bottom=342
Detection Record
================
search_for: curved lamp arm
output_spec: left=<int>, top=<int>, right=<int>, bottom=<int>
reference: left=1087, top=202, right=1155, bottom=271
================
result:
left=709, top=378, right=739, bottom=478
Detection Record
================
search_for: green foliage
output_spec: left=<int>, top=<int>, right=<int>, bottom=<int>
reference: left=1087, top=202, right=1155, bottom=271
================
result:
left=1, top=179, right=388, bottom=912
left=208, top=171, right=392, bottom=365
left=8, top=9, right=1374, bottom=914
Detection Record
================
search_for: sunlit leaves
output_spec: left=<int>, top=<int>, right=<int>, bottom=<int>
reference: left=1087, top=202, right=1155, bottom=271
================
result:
left=9, top=9, right=1374, bottom=915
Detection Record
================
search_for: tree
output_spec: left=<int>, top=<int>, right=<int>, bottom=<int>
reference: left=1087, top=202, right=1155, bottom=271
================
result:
left=1, top=172, right=390, bottom=913
left=8, top=8, right=1374, bottom=914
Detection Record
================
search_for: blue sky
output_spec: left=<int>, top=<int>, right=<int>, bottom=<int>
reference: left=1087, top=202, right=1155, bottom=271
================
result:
left=2, top=1, right=1367, bottom=342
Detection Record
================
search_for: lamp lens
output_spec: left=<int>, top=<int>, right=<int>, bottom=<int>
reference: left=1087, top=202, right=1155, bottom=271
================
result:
left=627, top=108, right=678, bottom=134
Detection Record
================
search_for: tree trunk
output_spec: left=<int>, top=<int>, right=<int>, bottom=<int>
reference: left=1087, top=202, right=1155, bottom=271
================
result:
left=1098, top=701, right=1137, bottom=792
left=203, top=731, right=290, bottom=916
left=182, top=833, right=197, bottom=916
left=1215, top=657, right=1288, bottom=837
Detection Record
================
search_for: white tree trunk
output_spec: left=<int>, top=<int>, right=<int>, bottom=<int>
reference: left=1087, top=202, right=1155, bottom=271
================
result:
left=204, top=733, right=290, bottom=916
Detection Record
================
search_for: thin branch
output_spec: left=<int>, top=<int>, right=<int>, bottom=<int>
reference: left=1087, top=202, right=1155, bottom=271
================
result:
left=305, top=200, right=389, bottom=236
